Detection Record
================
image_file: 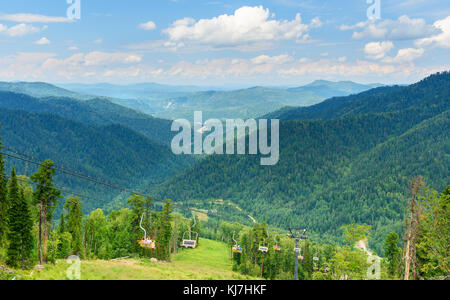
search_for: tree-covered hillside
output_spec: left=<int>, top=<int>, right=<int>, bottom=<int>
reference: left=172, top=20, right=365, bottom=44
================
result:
left=154, top=72, right=450, bottom=254
left=0, top=109, right=192, bottom=212
left=266, top=72, right=450, bottom=121
left=0, top=82, right=91, bottom=100
left=155, top=81, right=379, bottom=120
left=0, top=91, right=174, bottom=146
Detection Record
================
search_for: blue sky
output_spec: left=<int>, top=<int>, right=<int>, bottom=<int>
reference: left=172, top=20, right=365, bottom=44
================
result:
left=0, top=0, right=449, bottom=86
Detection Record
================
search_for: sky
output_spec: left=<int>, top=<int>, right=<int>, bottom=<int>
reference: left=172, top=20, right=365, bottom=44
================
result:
left=0, top=0, right=449, bottom=87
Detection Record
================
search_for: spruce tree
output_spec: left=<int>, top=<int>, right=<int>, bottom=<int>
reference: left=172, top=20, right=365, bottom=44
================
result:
left=156, top=200, right=173, bottom=261
left=30, top=160, right=61, bottom=264
left=384, top=232, right=401, bottom=278
left=0, top=131, right=8, bottom=244
left=6, top=168, right=34, bottom=268
left=302, top=241, right=313, bottom=277
left=65, top=197, right=83, bottom=257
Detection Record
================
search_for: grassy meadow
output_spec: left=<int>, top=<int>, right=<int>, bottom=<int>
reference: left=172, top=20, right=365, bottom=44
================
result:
left=7, top=239, right=256, bottom=280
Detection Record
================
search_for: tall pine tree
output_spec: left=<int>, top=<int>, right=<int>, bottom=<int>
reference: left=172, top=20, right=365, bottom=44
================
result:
left=384, top=232, right=401, bottom=278
left=65, top=197, right=83, bottom=257
left=31, top=160, right=61, bottom=264
left=0, top=130, right=8, bottom=244
left=6, top=168, right=34, bottom=268
left=156, top=200, right=173, bottom=261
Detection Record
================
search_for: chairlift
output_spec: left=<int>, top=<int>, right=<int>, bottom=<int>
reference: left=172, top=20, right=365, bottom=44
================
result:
left=258, top=232, right=269, bottom=253
left=181, top=212, right=199, bottom=249
left=232, top=231, right=242, bottom=254
left=295, top=247, right=304, bottom=260
left=313, top=255, right=319, bottom=271
left=137, top=213, right=155, bottom=250
left=273, top=235, right=281, bottom=251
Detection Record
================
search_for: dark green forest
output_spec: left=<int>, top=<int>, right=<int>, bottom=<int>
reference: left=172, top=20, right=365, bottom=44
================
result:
left=0, top=109, right=192, bottom=212
left=155, top=72, right=450, bottom=254
left=0, top=91, right=175, bottom=146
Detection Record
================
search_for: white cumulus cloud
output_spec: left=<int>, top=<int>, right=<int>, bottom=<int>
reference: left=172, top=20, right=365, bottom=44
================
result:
left=34, top=37, right=50, bottom=45
left=344, top=15, right=440, bottom=41
left=138, top=21, right=156, bottom=30
left=0, top=23, right=44, bottom=37
left=163, top=6, right=320, bottom=48
left=415, top=16, right=450, bottom=49
left=251, top=54, right=293, bottom=65
left=364, top=41, right=394, bottom=60
left=383, top=48, right=425, bottom=64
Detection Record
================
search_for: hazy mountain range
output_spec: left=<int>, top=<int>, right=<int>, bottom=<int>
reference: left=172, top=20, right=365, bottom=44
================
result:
left=59, top=80, right=382, bottom=120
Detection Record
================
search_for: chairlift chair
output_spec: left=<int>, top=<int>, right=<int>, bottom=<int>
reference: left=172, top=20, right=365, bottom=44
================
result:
left=181, top=231, right=198, bottom=248
left=273, top=236, right=281, bottom=251
left=313, top=256, right=319, bottom=271
left=258, top=232, right=269, bottom=253
left=295, top=247, right=304, bottom=260
left=181, top=212, right=199, bottom=249
left=232, top=232, right=243, bottom=254
left=232, top=245, right=243, bottom=254
left=137, top=213, right=156, bottom=249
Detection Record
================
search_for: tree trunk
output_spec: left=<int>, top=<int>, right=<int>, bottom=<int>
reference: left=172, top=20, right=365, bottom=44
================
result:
left=38, top=201, right=43, bottom=265
left=42, top=202, right=49, bottom=262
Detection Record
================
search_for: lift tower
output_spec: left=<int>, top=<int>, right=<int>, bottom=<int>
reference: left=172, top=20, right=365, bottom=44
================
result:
left=288, top=228, right=308, bottom=280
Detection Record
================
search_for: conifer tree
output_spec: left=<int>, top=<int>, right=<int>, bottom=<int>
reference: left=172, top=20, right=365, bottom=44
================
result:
left=156, top=200, right=173, bottom=261
left=384, top=232, right=401, bottom=278
left=6, top=168, right=34, bottom=268
left=302, top=241, right=313, bottom=277
left=65, top=197, right=83, bottom=257
left=30, top=160, right=61, bottom=264
left=0, top=131, right=8, bottom=244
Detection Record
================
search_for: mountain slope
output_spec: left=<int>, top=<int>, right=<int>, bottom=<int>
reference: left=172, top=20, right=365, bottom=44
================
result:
left=0, top=82, right=91, bottom=100
left=0, top=91, right=174, bottom=146
left=266, top=72, right=450, bottom=120
left=156, top=81, right=380, bottom=120
left=154, top=72, right=450, bottom=253
left=57, top=81, right=378, bottom=120
left=0, top=108, right=191, bottom=211
left=287, top=80, right=382, bottom=99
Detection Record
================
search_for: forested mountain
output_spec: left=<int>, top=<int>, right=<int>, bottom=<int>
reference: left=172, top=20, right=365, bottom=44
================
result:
left=151, top=81, right=380, bottom=120
left=154, top=72, right=450, bottom=254
left=59, top=82, right=207, bottom=99
left=287, top=80, right=382, bottom=99
left=0, top=82, right=91, bottom=100
left=57, top=80, right=379, bottom=120
left=0, top=108, right=192, bottom=212
left=266, top=72, right=449, bottom=121
left=0, top=91, right=174, bottom=146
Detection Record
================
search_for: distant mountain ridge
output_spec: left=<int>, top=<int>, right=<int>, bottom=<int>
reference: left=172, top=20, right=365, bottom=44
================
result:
left=0, top=81, right=92, bottom=100
left=0, top=91, right=174, bottom=146
left=0, top=80, right=382, bottom=121
left=149, top=81, right=381, bottom=120
left=266, top=72, right=449, bottom=121
left=288, top=80, right=383, bottom=99
left=56, top=80, right=381, bottom=120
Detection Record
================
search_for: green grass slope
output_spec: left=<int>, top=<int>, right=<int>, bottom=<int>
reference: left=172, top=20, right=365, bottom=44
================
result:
left=10, top=239, right=254, bottom=280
